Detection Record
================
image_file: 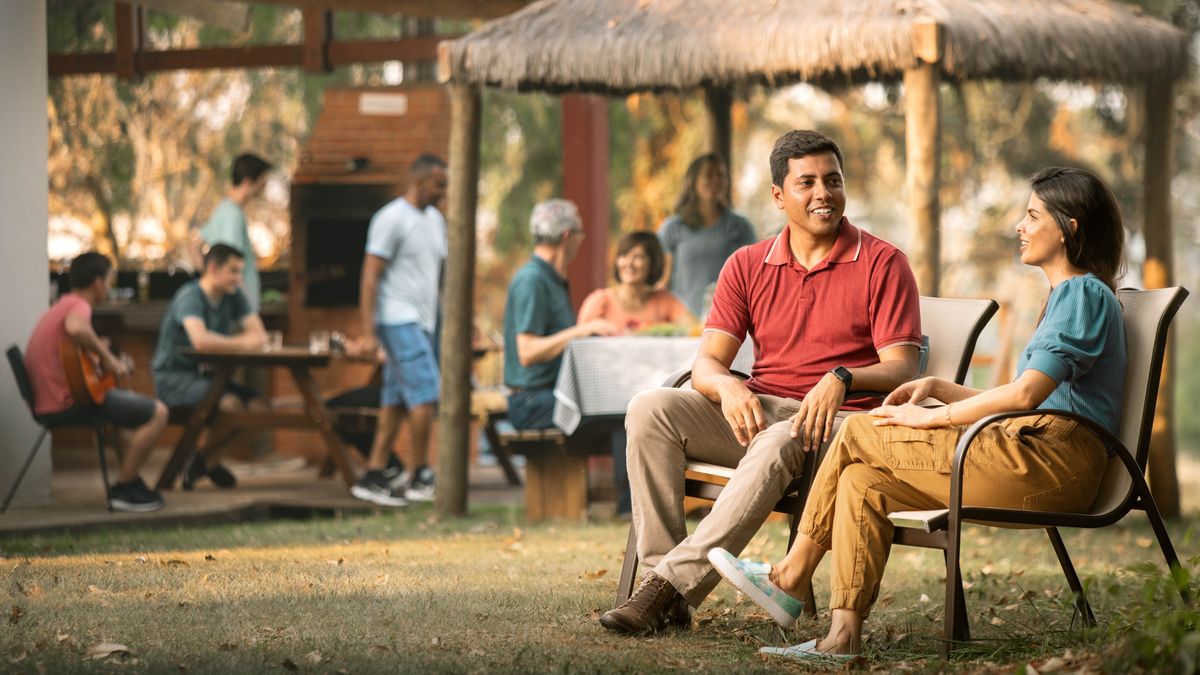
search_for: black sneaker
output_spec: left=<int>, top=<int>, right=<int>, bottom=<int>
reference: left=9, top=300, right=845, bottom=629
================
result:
left=183, top=455, right=237, bottom=490
left=381, top=455, right=409, bottom=491
left=109, top=478, right=165, bottom=513
left=350, top=470, right=410, bottom=507
left=405, top=465, right=435, bottom=502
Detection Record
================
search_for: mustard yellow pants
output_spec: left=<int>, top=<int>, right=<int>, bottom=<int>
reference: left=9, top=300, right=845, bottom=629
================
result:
left=798, top=413, right=1108, bottom=613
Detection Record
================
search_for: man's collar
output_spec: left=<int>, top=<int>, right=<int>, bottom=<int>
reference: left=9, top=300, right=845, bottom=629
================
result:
left=531, top=254, right=567, bottom=283
left=763, top=218, right=862, bottom=267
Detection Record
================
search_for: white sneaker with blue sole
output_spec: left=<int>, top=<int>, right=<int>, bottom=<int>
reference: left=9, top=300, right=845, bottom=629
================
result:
left=707, top=547, right=804, bottom=627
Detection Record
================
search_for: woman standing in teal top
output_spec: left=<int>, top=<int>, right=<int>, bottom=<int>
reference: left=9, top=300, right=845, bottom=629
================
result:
left=706, top=168, right=1128, bottom=660
left=657, top=154, right=758, bottom=318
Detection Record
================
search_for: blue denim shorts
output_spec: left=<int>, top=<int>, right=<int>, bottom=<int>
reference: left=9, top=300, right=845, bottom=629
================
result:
left=378, top=323, right=440, bottom=408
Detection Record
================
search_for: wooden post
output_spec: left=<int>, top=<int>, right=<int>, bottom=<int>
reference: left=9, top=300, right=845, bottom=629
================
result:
left=435, top=83, right=481, bottom=517
left=704, top=86, right=732, bottom=166
left=1143, top=78, right=1180, bottom=518
left=114, top=2, right=145, bottom=82
left=905, top=20, right=942, bottom=296
left=562, top=94, right=610, bottom=309
left=302, top=8, right=332, bottom=73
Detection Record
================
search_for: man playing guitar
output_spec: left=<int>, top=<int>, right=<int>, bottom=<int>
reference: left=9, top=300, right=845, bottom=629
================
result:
left=24, top=252, right=169, bottom=512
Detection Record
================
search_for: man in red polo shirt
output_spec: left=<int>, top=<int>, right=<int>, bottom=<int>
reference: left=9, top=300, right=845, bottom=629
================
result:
left=601, top=130, right=922, bottom=634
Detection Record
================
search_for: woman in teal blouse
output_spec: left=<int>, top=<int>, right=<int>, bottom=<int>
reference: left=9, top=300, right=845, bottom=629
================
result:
left=707, top=167, right=1128, bottom=660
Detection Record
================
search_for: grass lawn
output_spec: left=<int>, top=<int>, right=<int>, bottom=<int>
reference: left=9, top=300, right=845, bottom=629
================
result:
left=1, top=504, right=1197, bottom=673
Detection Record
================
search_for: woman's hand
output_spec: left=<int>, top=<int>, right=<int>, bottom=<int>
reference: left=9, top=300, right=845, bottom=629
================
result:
left=869, top=403, right=944, bottom=429
left=882, top=376, right=937, bottom=406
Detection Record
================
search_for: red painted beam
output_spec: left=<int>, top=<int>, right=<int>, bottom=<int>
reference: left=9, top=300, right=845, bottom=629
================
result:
left=561, top=94, right=610, bottom=311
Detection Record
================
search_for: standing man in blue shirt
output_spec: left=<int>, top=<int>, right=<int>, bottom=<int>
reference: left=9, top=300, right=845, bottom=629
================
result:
left=188, top=153, right=271, bottom=310
left=350, top=154, right=449, bottom=507
left=503, top=199, right=616, bottom=430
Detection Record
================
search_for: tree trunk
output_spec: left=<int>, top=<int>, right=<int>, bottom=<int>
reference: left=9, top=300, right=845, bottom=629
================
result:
left=435, top=83, right=481, bottom=517
left=1143, top=79, right=1180, bottom=518
left=905, top=21, right=942, bottom=297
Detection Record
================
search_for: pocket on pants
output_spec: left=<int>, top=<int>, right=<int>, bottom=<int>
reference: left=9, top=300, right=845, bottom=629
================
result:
left=881, top=426, right=954, bottom=473
left=1001, top=414, right=1078, bottom=442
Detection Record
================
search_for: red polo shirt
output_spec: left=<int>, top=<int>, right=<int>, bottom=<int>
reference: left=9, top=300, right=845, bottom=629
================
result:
left=705, top=218, right=922, bottom=410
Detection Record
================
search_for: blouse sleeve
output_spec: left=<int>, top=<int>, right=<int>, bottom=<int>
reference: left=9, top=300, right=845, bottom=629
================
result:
left=1022, top=279, right=1115, bottom=385
left=578, top=289, right=609, bottom=324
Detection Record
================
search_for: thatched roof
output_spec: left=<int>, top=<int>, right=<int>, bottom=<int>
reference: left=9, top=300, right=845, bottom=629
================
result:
left=442, top=0, right=1191, bottom=94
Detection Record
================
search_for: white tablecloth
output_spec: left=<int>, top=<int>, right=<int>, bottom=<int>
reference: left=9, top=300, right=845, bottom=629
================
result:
left=552, top=336, right=754, bottom=434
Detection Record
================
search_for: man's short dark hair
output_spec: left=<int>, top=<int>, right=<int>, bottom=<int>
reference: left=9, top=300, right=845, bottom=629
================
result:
left=410, top=154, right=447, bottom=179
left=204, top=243, right=245, bottom=270
left=232, top=153, right=272, bottom=186
left=68, top=251, right=113, bottom=290
left=769, top=130, right=844, bottom=187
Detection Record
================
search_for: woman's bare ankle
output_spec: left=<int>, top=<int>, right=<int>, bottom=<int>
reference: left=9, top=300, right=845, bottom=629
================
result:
left=768, top=563, right=808, bottom=601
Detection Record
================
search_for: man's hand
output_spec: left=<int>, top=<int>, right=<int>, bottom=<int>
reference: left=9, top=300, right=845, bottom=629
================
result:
left=869, top=403, right=943, bottom=429
left=882, top=376, right=935, bottom=406
left=103, top=353, right=131, bottom=379
left=789, top=372, right=846, bottom=452
left=576, top=319, right=618, bottom=337
left=718, top=379, right=767, bottom=446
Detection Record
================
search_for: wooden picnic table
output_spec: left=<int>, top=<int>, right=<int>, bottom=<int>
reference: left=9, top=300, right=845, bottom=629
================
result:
left=154, top=346, right=357, bottom=491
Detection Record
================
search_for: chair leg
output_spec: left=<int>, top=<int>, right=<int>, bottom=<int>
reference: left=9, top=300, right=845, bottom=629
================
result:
left=615, top=522, right=640, bottom=606
left=1, top=427, right=49, bottom=513
left=942, top=536, right=970, bottom=657
left=95, top=426, right=113, bottom=512
left=1045, top=527, right=1096, bottom=627
left=485, top=414, right=522, bottom=487
left=1136, top=486, right=1194, bottom=607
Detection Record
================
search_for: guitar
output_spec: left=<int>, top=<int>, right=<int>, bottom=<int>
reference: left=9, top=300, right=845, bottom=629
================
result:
left=60, top=339, right=132, bottom=407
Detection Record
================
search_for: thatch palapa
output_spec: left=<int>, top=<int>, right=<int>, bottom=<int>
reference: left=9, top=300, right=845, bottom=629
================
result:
left=442, top=0, right=1190, bottom=95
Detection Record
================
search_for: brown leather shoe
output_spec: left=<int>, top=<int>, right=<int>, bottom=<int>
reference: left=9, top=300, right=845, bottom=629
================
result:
left=600, top=572, right=692, bottom=634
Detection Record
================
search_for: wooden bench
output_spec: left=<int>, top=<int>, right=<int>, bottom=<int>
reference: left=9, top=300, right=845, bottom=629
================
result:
left=492, top=418, right=593, bottom=521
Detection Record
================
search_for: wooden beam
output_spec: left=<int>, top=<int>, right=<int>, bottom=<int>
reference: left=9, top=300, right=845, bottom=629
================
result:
left=905, top=20, right=943, bottom=296
left=114, top=2, right=145, bottom=81
left=244, top=0, right=529, bottom=20
left=436, top=82, right=482, bottom=517
left=703, top=86, right=733, bottom=200
left=302, top=8, right=332, bottom=73
left=1143, top=77, right=1180, bottom=518
left=562, top=94, right=611, bottom=310
left=48, top=36, right=449, bottom=77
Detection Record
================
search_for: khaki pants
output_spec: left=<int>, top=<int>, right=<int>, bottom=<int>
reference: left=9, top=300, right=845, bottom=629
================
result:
left=800, top=413, right=1108, bottom=613
left=626, top=387, right=849, bottom=606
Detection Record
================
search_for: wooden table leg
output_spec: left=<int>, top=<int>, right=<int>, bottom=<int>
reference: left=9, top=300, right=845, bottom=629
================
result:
left=290, top=365, right=358, bottom=487
left=156, top=365, right=233, bottom=491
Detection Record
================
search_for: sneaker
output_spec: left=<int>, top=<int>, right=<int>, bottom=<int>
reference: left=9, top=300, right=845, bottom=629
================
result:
left=381, top=455, right=410, bottom=491
left=350, top=471, right=410, bottom=507
left=109, top=478, right=165, bottom=513
left=404, top=465, right=435, bottom=502
left=707, top=547, right=804, bottom=627
left=182, top=455, right=237, bottom=490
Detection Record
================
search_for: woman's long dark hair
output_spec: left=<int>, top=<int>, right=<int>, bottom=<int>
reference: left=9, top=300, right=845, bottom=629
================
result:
left=673, top=154, right=730, bottom=229
left=1030, top=167, right=1125, bottom=291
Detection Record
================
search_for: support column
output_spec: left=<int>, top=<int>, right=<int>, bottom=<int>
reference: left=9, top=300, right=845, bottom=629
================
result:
left=114, top=2, right=145, bottom=82
left=704, top=86, right=733, bottom=167
left=562, top=94, right=610, bottom=309
left=435, top=83, right=481, bottom=517
left=1143, top=78, right=1180, bottom=518
left=904, top=20, right=943, bottom=296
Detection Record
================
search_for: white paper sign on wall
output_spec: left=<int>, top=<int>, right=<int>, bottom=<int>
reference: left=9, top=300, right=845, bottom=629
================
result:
left=359, top=93, right=409, bottom=116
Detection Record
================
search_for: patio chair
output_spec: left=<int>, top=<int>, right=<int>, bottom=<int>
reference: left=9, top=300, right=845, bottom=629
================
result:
left=888, top=286, right=1192, bottom=657
left=614, top=296, right=1000, bottom=606
left=3, top=345, right=115, bottom=513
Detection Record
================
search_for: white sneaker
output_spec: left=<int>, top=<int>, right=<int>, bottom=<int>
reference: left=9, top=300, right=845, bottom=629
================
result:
left=404, top=466, right=435, bottom=502
left=350, top=472, right=410, bottom=507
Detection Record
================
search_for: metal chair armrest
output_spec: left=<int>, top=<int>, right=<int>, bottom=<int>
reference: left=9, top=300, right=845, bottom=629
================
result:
left=661, top=368, right=750, bottom=389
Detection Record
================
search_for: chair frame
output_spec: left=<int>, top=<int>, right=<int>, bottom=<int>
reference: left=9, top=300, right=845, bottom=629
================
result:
left=3, top=345, right=114, bottom=513
left=891, top=287, right=1193, bottom=657
left=614, top=297, right=1001, bottom=606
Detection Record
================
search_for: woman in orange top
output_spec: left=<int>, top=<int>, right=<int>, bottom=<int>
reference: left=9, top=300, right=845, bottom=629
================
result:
left=579, top=231, right=695, bottom=334
left=579, top=231, right=695, bottom=518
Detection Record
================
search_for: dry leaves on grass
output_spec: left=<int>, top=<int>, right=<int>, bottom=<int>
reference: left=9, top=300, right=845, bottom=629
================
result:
left=84, top=642, right=131, bottom=660
left=579, top=569, right=607, bottom=581
left=9, top=605, right=23, bottom=625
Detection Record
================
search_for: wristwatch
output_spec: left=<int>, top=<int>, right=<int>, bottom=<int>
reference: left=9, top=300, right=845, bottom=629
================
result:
left=830, top=366, right=853, bottom=393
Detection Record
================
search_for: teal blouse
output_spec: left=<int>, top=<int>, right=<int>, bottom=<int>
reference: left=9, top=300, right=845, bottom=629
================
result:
left=1016, top=273, right=1126, bottom=434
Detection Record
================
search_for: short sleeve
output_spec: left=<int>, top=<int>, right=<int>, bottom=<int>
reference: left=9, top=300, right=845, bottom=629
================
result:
left=665, top=293, right=695, bottom=325
left=731, top=214, right=758, bottom=247
left=578, top=289, right=609, bottom=323
left=1023, top=280, right=1112, bottom=385
left=175, top=288, right=207, bottom=321
left=231, top=289, right=253, bottom=322
left=63, top=295, right=92, bottom=322
left=867, top=250, right=923, bottom=352
left=509, top=275, right=551, bottom=336
left=365, top=210, right=404, bottom=260
left=201, top=203, right=250, bottom=255
left=657, top=217, right=680, bottom=255
left=703, top=250, right=751, bottom=342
